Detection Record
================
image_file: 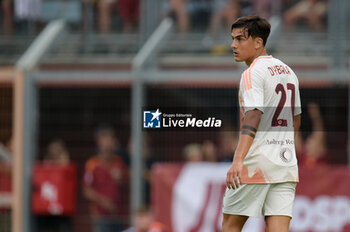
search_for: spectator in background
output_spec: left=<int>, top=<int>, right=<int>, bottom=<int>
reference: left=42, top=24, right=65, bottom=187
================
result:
left=14, top=0, right=41, bottom=19
left=14, top=0, right=42, bottom=34
left=253, top=0, right=271, bottom=19
left=203, top=0, right=256, bottom=47
left=201, top=140, right=218, bottom=162
left=163, top=0, right=190, bottom=33
left=97, top=0, right=116, bottom=34
left=283, top=0, right=328, bottom=31
left=127, top=136, right=160, bottom=204
left=0, top=138, right=13, bottom=232
left=43, top=139, right=70, bottom=166
left=204, top=0, right=241, bottom=45
left=118, top=0, right=139, bottom=33
left=83, top=126, right=127, bottom=232
left=164, top=0, right=254, bottom=35
left=142, top=137, right=161, bottom=205
left=97, top=0, right=139, bottom=34
left=183, top=143, right=203, bottom=162
left=296, top=103, right=328, bottom=168
left=36, top=139, right=72, bottom=232
left=1, top=0, right=13, bottom=34
left=122, top=205, right=168, bottom=232
left=0, top=137, right=13, bottom=195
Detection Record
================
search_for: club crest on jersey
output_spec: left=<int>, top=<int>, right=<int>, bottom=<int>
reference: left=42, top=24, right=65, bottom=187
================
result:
left=280, top=147, right=293, bottom=163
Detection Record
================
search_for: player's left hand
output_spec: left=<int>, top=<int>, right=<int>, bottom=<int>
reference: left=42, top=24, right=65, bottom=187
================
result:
left=226, top=161, right=243, bottom=190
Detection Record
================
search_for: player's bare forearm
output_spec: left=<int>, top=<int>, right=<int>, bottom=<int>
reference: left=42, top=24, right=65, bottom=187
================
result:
left=234, top=109, right=262, bottom=162
left=226, top=109, right=262, bottom=189
left=293, top=114, right=301, bottom=140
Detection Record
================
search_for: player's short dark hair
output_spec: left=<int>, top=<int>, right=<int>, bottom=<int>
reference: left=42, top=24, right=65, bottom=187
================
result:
left=231, top=15, right=271, bottom=46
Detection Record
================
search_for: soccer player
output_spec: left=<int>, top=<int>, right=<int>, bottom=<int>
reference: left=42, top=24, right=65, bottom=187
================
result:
left=222, top=16, right=301, bottom=232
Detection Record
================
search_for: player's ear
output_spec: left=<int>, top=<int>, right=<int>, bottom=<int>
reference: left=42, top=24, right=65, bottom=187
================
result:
left=255, top=37, right=263, bottom=50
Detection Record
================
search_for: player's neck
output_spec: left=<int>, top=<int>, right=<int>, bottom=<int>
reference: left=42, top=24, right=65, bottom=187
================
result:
left=245, top=49, right=268, bottom=67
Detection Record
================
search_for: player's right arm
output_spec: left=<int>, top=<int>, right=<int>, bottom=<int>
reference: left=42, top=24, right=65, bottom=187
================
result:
left=226, top=68, right=265, bottom=190
left=226, top=109, right=262, bottom=190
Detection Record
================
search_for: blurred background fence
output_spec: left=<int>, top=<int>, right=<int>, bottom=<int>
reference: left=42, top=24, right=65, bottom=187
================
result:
left=0, top=0, right=350, bottom=231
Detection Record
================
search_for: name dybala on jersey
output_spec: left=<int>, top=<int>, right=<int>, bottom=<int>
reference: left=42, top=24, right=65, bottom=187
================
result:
left=238, top=55, right=301, bottom=184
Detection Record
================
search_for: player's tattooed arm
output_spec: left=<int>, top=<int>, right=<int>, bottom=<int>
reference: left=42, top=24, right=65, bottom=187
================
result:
left=226, top=109, right=262, bottom=189
left=236, top=109, right=261, bottom=160
left=241, top=125, right=257, bottom=138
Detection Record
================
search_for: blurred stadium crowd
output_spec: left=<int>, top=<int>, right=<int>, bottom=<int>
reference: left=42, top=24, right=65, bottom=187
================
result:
left=0, top=0, right=334, bottom=67
left=0, top=0, right=327, bottom=35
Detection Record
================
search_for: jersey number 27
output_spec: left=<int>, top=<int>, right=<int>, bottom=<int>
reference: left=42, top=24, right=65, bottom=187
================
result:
left=272, top=83, right=295, bottom=127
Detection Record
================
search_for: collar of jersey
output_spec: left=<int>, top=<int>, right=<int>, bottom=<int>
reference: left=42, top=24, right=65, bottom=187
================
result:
left=249, top=55, right=273, bottom=67
left=256, top=55, right=273, bottom=60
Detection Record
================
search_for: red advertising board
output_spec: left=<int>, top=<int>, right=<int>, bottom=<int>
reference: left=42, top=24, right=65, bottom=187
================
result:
left=152, top=163, right=350, bottom=232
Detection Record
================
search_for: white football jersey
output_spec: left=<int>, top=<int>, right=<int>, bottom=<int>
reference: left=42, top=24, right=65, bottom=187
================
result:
left=238, top=55, right=301, bottom=184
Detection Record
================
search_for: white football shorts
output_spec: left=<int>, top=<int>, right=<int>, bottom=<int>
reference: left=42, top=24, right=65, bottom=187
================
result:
left=222, top=182, right=297, bottom=218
